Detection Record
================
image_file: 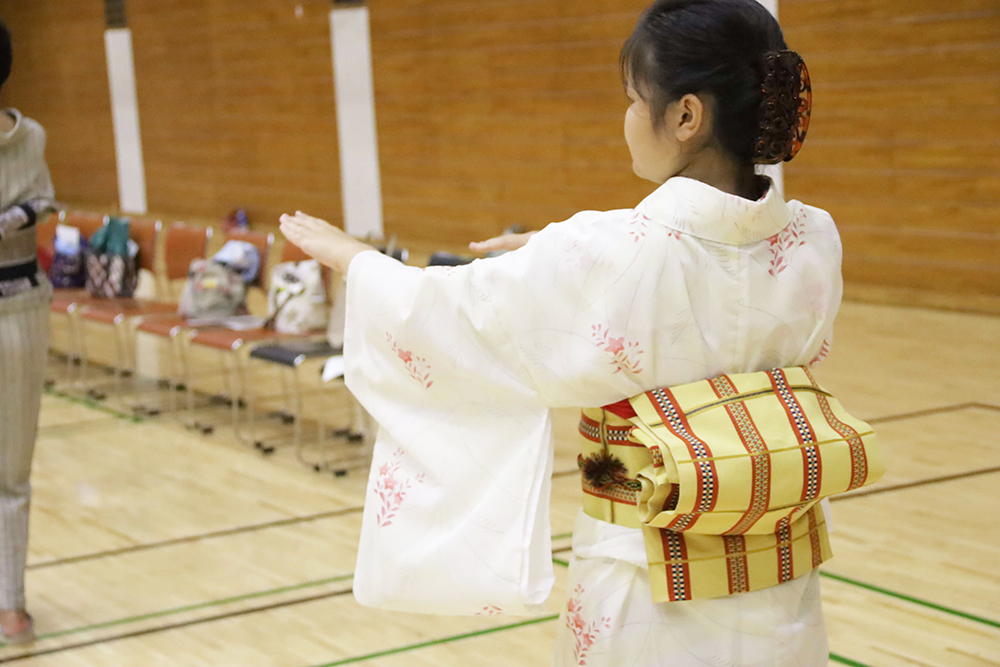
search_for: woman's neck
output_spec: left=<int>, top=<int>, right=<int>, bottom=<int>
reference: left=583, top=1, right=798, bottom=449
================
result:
left=675, top=147, right=760, bottom=200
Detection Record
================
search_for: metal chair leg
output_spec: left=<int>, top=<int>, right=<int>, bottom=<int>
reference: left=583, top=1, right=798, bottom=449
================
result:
left=290, top=366, right=304, bottom=449
left=68, top=304, right=89, bottom=388
left=234, top=351, right=257, bottom=449
left=279, top=367, right=293, bottom=423
left=113, top=316, right=128, bottom=397
left=183, top=331, right=199, bottom=428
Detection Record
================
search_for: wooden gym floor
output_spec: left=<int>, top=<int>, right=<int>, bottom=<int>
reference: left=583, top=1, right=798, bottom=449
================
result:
left=0, top=299, right=997, bottom=666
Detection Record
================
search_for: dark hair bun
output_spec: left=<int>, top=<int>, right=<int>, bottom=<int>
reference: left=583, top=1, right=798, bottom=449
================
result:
left=754, top=50, right=812, bottom=164
left=0, top=19, right=11, bottom=91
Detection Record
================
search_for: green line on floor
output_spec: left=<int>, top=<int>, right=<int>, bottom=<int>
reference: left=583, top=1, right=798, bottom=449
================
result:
left=829, top=652, right=874, bottom=667
left=12, top=522, right=992, bottom=662
left=820, top=571, right=999, bottom=629
left=553, top=532, right=998, bottom=631
left=43, top=386, right=143, bottom=423
left=551, top=532, right=573, bottom=541
left=311, top=614, right=561, bottom=667
left=0, top=574, right=353, bottom=647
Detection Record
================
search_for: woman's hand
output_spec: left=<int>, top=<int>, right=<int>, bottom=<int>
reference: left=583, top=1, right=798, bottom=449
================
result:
left=468, top=231, right=536, bottom=255
left=279, top=212, right=375, bottom=273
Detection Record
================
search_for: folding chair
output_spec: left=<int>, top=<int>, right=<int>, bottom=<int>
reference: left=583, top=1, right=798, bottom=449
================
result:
left=48, top=212, right=108, bottom=376
left=49, top=211, right=116, bottom=385
left=134, top=230, right=275, bottom=431
left=66, top=218, right=163, bottom=397
left=77, top=222, right=213, bottom=407
left=246, top=342, right=371, bottom=475
left=180, top=238, right=332, bottom=437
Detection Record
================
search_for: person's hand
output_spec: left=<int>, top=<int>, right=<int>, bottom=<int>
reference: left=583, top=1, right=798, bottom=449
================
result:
left=279, top=211, right=374, bottom=273
left=469, top=231, right=536, bottom=255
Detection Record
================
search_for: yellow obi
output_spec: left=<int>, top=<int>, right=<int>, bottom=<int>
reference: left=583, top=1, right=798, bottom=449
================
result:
left=578, top=366, right=883, bottom=602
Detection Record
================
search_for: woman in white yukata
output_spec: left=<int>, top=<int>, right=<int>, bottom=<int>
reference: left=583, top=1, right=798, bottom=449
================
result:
left=281, top=1, right=839, bottom=665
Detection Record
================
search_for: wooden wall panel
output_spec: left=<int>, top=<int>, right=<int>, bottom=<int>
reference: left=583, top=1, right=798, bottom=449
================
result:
left=1, top=0, right=118, bottom=208
left=128, top=0, right=342, bottom=228
left=6, top=0, right=996, bottom=311
left=370, top=0, right=999, bottom=311
left=781, top=0, right=1000, bottom=310
left=368, top=0, right=654, bottom=243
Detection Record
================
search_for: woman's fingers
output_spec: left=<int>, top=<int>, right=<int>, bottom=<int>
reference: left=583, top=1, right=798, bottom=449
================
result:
left=469, top=232, right=535, bottom=255
left=468, top=239, right=496, bottom=253
left=279, top=216, right=307, bottom=243
left=296, top=212, right=330, bottom=228
left=469, top=236, right=513, bottom=253
left=282, top=212, right=323, bottom=227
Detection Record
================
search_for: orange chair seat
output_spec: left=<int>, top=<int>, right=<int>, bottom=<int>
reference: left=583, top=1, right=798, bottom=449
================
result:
left=188, top=327, right=293, bottom=351
left=51, top=288, right=91, bottom=311
left=81, top=300, right=179, bottom=324
left=51, top=294, right=87, bottom=314
left=136, top=315, right=189, bottom=338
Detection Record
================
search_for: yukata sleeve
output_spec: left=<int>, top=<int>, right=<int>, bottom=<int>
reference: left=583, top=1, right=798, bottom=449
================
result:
left=18, top=121, right=56, bottom=203
left=343, top=221, right=586, bottom=617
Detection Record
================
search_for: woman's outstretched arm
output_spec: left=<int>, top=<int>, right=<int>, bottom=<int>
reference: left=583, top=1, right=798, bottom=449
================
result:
left=278, top=211, right=376, bottom=273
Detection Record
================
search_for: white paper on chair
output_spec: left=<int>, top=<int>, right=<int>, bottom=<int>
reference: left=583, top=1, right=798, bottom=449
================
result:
left=321, top=355, right=346, bottom=382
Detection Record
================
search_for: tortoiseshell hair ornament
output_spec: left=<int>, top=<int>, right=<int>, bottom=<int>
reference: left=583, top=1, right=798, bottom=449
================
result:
left=754, top=50, right=812, bottom=164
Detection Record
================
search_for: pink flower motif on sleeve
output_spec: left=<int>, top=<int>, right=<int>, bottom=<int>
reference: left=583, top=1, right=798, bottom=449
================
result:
left=422, top=265, right=458, bottom=277
left=628, top=212, right=650, bottom=242
left=809, top=338, right=831, bottom=367
left=565, top=585, right=612, bottom=665
left=592, top=324, right=644, bottom=375
left=374, top=448, right=425, bottom=527
left=767, top=211, right=806, bottom=276
left=475, top=605, right=503, bottom=616
left=386, top=333, right=433, bottom=388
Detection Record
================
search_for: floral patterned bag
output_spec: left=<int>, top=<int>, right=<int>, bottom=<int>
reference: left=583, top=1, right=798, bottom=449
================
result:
left=84, top=217, right=139, bottom=298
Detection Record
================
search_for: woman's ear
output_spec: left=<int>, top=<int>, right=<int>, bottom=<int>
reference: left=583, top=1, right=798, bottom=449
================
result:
left=673, top=93, right=706, bottom=143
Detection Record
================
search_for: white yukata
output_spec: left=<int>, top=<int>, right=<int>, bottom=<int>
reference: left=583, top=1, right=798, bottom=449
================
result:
left=344, top=176, right=841, bottom=666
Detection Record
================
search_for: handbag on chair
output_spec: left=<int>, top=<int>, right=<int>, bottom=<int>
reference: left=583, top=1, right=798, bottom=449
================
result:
left=85, top=217, right=139, bottom=298
left=265, top=259, right=329, bottom=334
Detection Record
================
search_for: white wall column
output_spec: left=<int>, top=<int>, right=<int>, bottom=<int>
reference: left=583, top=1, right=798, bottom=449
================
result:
left=756, top=0, right=784, bottom=196
left=330, top=2, right=384, bottom=238
left=104, top=27, right=147, bottom=215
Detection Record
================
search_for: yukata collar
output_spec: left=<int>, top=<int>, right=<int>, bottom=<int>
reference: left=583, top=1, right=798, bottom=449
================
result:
left=635, top=175, right=792, bottom=246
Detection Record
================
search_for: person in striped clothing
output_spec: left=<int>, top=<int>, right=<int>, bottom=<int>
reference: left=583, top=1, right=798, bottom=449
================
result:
left=0, top=18, right=56, bottom=645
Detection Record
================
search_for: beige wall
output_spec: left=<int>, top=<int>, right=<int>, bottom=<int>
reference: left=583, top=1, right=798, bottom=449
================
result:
left=4, top=0, right=998, bottom=310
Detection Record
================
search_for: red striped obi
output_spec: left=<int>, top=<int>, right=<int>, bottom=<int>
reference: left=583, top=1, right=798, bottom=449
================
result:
left=578, top=366, right=883, bottom=602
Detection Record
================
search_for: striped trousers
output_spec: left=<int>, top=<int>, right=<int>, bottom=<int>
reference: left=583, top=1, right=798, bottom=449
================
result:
left=0, top=281, right=49, bottom=609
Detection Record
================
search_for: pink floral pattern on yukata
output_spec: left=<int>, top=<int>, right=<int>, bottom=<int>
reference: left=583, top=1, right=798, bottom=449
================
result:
left=386, top=333, right=433, bottom=388
left=565, top=585, right=612, bottom=666
left=809, top=338, right=831, bottom=367
left=592, top=324, right=644, bottom=375
left=422, top=265, right=458, bottom=277
left=476, top=605, right=503, bottom=616
left=767, top=211, right=807, bottom=276
left=629, top=212, right=681, bottom=242
left=628, top=212, right=650, bottom=242
left=374, top=448, right=425, bottom=527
